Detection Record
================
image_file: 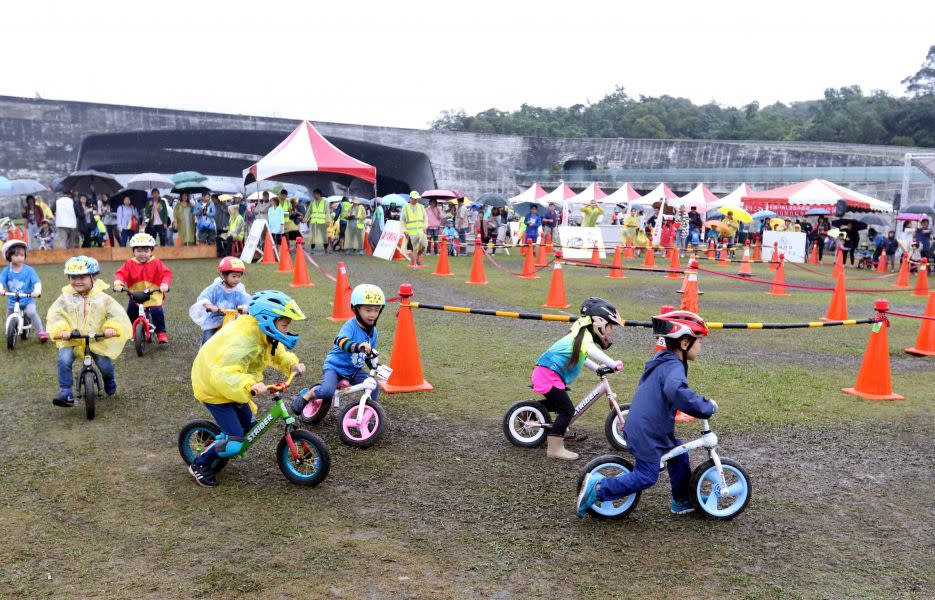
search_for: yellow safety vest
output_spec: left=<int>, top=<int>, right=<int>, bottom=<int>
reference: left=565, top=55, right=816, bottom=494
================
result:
left=307, top=198, right=327, bottom=225
left=354, top=205, right=366, bottom=230
left=403, top=203, right=426, bottom=235
left=339, top=201, right=352, bottom=221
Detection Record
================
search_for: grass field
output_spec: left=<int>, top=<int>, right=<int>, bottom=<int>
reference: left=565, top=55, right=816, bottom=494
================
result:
left=1, top=249, right=932, bottom=599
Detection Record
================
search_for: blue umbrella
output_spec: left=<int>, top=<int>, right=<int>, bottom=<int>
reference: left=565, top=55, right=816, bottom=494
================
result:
left=705, top=208, right=723, bottom=220
left=0, top=176, right=14, bottom=194
left=751, top=210, right=777, bottom=220
left=0, top=179, right=47, bottom=196
left=803, top=208, right=830, bottom=216
left=171, top=171, right=207, bottom=185
left=380, top=194, right=409, bottom=208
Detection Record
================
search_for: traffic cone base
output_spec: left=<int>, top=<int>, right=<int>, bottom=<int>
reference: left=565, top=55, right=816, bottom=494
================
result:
left=905, top=292, right=935, bottom=356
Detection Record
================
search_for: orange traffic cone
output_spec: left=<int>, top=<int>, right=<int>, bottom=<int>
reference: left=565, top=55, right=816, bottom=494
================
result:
left=536, top=242, right=548, bottom=267
left=832, top=248, right=844, bottom=279
left=590, top=242, right=601, bottom=265
left=894, top=255, right=910, bottom=288
left=175, top=229, right=181, bottom=247
left=393, top=235, right=407, bottom=261
left=623, top=239, right=634, bottom=260
left=842, top=300, right=904, bottom=400
left=276, top=236, right=293, bottom=273
left=768, top=256, right=788, bottom=296
left=679, top=268, right=699, bottom=313
left=520, top=240, right=539, bottom=279
left=706, top=239, right=716, bottom=260
left=912, top=259, right=929, bottom=297
left=327, top=261, right=354, bottom=322
left=545, top=234, right=554, bottom=256
left=753, top=241, right=762, bottom=262
left=542, top=260, right=571, bottom=309
left=260, top=229, right=278, bottom=265
left=717, top=244, right=729, bottom=266
left=821, top=273, right=848, bottom=321
left=807, top=242, right=819, bottom=265
left=769, top=242, right=780, bottom=271
left=737, top=243, right=752, bottom=277
left=466, top=236, right=487, bottom=285
left=433, top=236, right=453, bottom=277
left=643, top=246, right=655, bottom=267
left=876, top=250, right=888, bottom=274
left=364, top=230, right=373, bottom=256
left=607, top=245, right=625, bottom=279
left=380, top=284, right=433, bottom=393
left=905, top=291, right=935, bottom=356
left=290, top=238, right=313, bottom=288
left=667, top=245, right=681, bottom=279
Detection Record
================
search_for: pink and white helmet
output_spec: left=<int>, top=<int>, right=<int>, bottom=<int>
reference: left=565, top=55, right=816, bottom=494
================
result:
left=652, top=310, right=709, bottom=340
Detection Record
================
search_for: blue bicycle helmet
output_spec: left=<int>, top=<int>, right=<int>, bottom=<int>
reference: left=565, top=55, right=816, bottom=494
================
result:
left=63, top=255, right=101, bottom=276
left=247, top=289, right=307, bottom=350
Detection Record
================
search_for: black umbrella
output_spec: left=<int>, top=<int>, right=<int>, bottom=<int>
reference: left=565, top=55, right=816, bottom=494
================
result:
left=109, top=189, right=149, bottom=211
left=900, top=204, right=934, bottom=217
left=171, top=182, right=211, bottom=195
left=54, top=169, right=122, bottom=195
left=477, top=192, right=508, bottom=207
left=833, top=218, right=867, bottom=231
left=855, top=213, right=889, bottom=227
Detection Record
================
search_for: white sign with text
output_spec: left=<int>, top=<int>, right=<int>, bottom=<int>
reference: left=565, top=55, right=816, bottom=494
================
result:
left=556, top=226, right=607, bottom=259
left=373, top=220, right=406, bottom=261
left=240, top=219, right=270, bottom=264
left=762, top=231, right=807, bottom=263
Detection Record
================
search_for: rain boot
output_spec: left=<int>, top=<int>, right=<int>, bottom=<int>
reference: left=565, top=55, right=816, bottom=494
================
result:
left=546, top=435, right=579, bottom=461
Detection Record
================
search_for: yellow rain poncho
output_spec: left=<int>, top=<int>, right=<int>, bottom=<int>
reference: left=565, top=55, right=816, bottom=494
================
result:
left=191, top=314, right=299, bottom=407
left=46, top=279, right=132, bottom=359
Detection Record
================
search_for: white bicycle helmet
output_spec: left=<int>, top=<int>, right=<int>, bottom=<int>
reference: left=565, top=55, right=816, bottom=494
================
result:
left=2, top=239, right=27, bottom=262
left=128, top=233, right=157, bottom=248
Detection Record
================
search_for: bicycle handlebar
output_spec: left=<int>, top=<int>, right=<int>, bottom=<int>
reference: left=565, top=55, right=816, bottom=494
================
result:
left=0, top=292, right=39, bottom=298
left=67, top=330, right=104, bottom=340
left=595, top=366, right=615, bottom=377
left=250, top=371, right=300, bottom=396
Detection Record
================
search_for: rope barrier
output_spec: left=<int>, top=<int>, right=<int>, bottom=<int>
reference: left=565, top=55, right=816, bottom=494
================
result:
left=696, top=266, right=919, bottom=293
left=301, top=248, right=338, bottom=282
left=884, top=309, right=935, bottom=322
left=407, top=301, right=878, bottom=330
left=787, top=261, right=897, bottom=281
left=562, top=258, right=685, bottom=274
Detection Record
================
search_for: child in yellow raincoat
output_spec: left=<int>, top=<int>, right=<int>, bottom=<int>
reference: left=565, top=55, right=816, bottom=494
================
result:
left=187, top=289, right=307, bottom=487
left=47, top=256, right=131, bottom=407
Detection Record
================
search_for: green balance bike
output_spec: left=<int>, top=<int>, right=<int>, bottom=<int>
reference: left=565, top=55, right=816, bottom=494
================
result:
left=178, top=372, right=331, bottom=486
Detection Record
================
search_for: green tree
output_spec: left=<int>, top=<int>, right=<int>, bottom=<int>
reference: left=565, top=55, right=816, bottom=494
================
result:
left=902, top=45, right=935, bottom=96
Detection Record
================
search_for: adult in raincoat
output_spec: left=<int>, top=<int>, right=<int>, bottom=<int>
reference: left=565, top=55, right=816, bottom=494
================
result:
left=47, top=256, right=131, bottom=406
left=172, top=192, right=196, bottom=246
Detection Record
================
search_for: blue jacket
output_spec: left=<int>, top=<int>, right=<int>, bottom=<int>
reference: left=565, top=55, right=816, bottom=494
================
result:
left=323, top=318, right=378, bottom=377
left=623, top=351, right=716, bottom=463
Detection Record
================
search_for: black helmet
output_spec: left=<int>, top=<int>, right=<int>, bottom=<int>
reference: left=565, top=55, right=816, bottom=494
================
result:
left=580, top=297, right=623, bottom=349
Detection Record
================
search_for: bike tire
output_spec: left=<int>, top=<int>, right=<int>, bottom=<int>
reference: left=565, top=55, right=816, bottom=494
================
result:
left=83, top=371, right=96, bottom=420
left=689, top=457, right=751, bottom=520
left=603, top=404, right=631, bottom=451
left=576, top=454, right=641, bottom=519
left=177, top=419, right=229, bottom=471
left=502, top=400, right=551, bottom=448
left=134, top=322, right=146, bottom=357
left=277, top=429, right=330, bottom=487
left=299, top=386, right=330, bottom=425
left=6, top=320, right=17, bottom=351
left=337, top=399, right=386, bottom=448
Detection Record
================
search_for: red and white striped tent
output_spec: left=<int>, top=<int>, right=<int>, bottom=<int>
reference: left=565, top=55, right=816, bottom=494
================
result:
left=567, top=183, right=608, bottom=204
left=633, top=183, right=678, bottom=207
left=604, top=183, right=643, bottom=206
left=742, top=179, right=892, bottom=216
left=243, top=120, right=377, bottom=187
left=708, top=183, right=752, bottom=210
left=507, top=183, right=548, bottom=206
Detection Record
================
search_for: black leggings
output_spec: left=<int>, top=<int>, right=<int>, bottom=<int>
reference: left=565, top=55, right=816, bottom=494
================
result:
left=541, top=387, right=574, bottom=437
left=844, top=246, right=856, bottom=265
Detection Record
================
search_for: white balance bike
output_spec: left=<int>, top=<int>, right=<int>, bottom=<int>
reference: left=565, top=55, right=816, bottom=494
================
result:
left=4, top=292, right=36, bottom=351
left=577, top=414, right=751, bottom=520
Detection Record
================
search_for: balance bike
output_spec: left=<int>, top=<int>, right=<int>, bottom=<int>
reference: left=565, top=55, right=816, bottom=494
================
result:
left=123, top=288, right=157, bottom=357
left=503, top=366, right=630, bottom=450
left=178, top=372, right=330, bottom=486
left=577, top=415, right=751, bottom=520
left=295, top=351, right=392, bottom=448
left=3, top=292, right=35, bottom=351
left=68, top=330, right=105, bottom=420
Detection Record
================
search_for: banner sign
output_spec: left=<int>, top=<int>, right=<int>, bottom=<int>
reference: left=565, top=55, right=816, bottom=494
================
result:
left=556, top=226, right=606, bottom=260
left=762, top=231, right=807, bottom=263
left=373, top=220, right=405, bottom=261
left=240, top=219, right=270, bottom=263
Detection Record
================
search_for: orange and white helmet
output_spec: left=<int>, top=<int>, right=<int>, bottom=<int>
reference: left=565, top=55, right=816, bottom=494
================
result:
left=218, top=256, right=246, bottom=274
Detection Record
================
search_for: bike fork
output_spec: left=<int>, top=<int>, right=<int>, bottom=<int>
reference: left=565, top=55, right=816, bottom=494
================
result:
left=709, top=450, right=730, bottom=497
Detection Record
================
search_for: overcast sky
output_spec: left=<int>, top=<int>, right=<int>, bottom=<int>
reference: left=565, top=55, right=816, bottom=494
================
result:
left=4, top=1, right=933, bottom=129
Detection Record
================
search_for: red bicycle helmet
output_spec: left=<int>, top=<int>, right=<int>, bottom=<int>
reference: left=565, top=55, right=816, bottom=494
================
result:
left=652, top=310, right=709, bottom=340
left=218, top=256, right=246, bottom=274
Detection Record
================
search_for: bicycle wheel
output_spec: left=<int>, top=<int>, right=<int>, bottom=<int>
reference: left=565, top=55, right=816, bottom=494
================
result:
left=603, top=404, right=631, bottom=451
left=134, top=322, right=146, bottom=357
left=277, top=429, right=330, bottom=487
left=298, top=386, right=330, bottom=425
left=177, top=420, right=229, bottom=471
left=337, top=399, right=386, bottom=448
left=502, top=400, right=551, bottom=448
left=576, top=454, right=641, bottom=519
left=83, top=371, right=96, bottom=420
left=690, top=457, right=751, bottom=520
left=6, top=319, right=17, bottom=351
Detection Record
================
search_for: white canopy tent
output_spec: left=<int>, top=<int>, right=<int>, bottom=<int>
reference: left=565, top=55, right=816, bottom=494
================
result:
left=707, top=183, right=752, bottom=210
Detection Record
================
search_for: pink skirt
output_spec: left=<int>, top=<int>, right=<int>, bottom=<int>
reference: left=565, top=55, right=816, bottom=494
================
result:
left=531, top=366, right=565, bottom=395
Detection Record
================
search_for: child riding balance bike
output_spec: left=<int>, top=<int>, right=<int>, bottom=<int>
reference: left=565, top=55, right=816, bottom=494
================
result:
left=576, top=310, right=751, bottom=520
left=112, top=232, right=172, bottom=348
left=1, top=239, right=50, bottom=348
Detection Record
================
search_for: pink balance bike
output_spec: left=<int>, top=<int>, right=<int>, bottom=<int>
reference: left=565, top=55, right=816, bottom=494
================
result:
left=295, top=351, right=392, bottom=448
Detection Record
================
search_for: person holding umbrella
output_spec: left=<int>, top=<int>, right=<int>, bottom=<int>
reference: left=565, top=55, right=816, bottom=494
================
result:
left=143, top=189, right=171, bottom=246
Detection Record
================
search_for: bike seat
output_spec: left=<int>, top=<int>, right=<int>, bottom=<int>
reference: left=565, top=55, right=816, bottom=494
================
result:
left=337, top=380, right=351, bottom=389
